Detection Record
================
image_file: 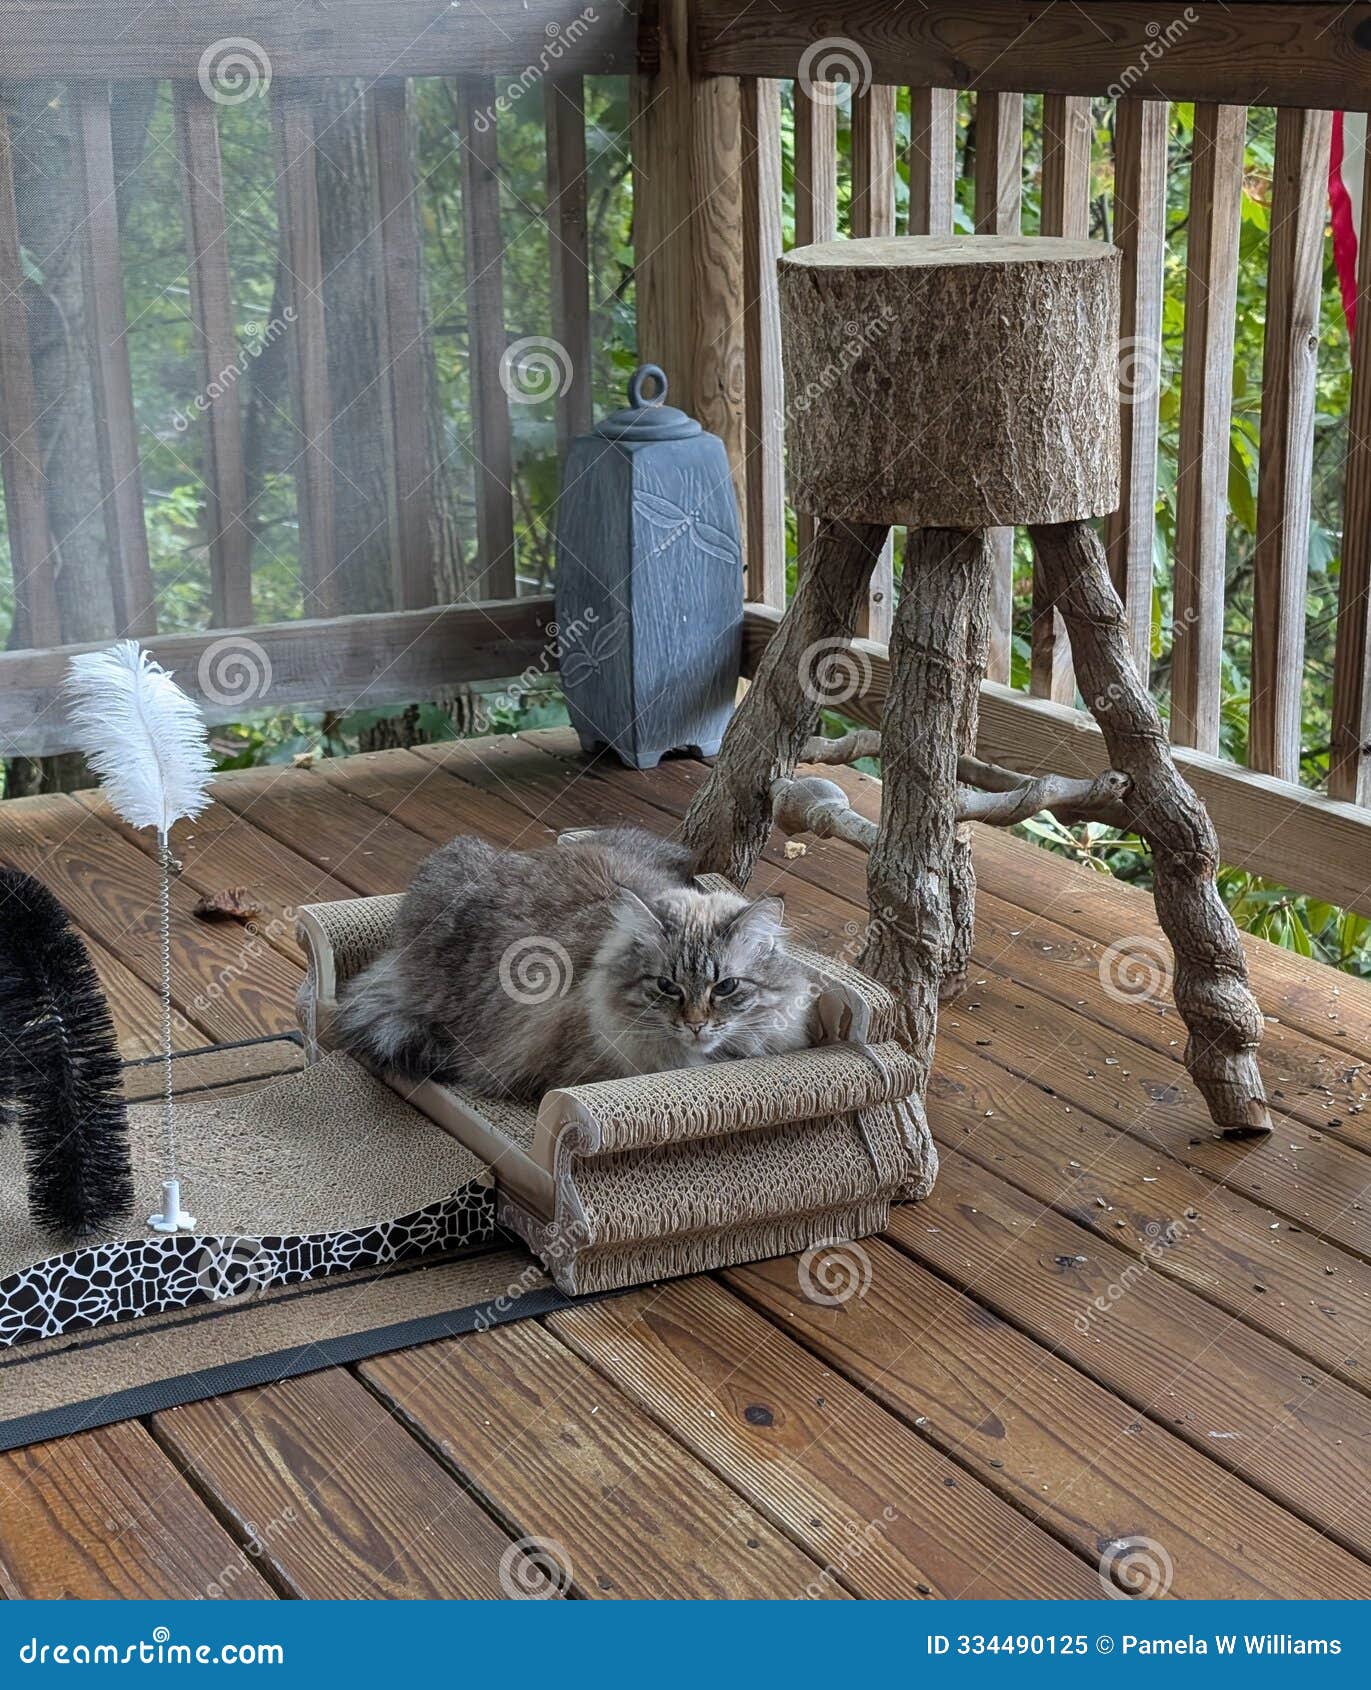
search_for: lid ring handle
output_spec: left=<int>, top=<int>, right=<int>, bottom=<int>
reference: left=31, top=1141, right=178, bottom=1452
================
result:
left=628, top=364, right=668, bottom=409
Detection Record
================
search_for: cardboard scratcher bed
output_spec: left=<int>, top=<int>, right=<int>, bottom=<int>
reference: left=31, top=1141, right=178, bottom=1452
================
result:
left=0, top=1051, right=494, bottom=1349
left=296, top=876, right=936, bottom=1296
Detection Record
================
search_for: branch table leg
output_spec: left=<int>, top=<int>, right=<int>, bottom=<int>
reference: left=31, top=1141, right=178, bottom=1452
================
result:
left=944, top=538, right=993, bottom=1000
left=860, top=528, right=991, bottom=1083
left=1030, top=518, right=1270, bottom=1136
left=683, top=517, right=888, bottom=885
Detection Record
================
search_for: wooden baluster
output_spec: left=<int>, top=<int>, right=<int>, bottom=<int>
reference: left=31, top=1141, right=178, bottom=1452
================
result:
left=1171, top=103, right=1246, bottom=754
left=850, top=83, right=897, bottom=642
left=545, top=74, right=593, bottom=459
left=370, top=78, right=435, bottom=613
left=631, top=5, right=746, bottom=540
left=1331, top=135, right=1371, bottom=803
left=973, top=91, right=1023, bottom=685
left=793, top=80, right=837, bottom=572
left=75, top=80, right=156, bottom=636
left=1250, top=108, right=1332, bottom=783
left=741, top=77, right=785, bottom=608
left=1104, top=97, right=1169, bottom=681
left=0, top=106, right=58, bottom=648
left=173, top=83, right=252, bottom=629
left=272, top=83, right=338, bottom=618
left=456, top=77, right=516, bottom=601
left=1031, top=93, right=1092, bottom=704
left=906, top=87, right=956, bottom=237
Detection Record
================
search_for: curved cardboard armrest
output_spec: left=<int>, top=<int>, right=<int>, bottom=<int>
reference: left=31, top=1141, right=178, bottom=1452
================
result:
left=533, top=1039, right=919, bottom=1173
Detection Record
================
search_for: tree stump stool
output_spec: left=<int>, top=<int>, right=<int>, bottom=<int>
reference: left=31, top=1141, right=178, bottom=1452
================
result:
left=684, top=236, right=1270, bottom=1140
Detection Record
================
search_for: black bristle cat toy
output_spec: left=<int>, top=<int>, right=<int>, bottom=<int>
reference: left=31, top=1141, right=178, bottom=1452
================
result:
left=0, top=866, right=133, bottom=1239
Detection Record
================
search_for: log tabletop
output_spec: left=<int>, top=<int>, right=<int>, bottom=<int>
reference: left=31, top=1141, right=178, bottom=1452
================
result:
left=0, top=733, right=1367, bottom=1600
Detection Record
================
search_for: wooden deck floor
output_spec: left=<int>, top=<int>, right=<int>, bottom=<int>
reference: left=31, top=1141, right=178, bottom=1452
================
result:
left=1, top=729, right=1368, bottom=1599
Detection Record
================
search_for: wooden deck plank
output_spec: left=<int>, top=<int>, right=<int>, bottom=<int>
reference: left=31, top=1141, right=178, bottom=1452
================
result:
left=728, top=1241, right=1371, bottom=1599
left=937, top=973, right=1369, bottom=1259
left=90, top=938, right=207, bottom=1061
left=551, top=1278, right=1103, bottom=1599
left=964, top=796, right=1371, bottom=1069
left=0, top=1421, right=274, bottom=1599
left=889, top=1153, right=1371, bottom=1560
left=153, top=1370, right=517, bottom=1599
left=963, top=886, right=1371, bottom=1153
left=360, top=1320, right=838, bottom=1599
left=207, top=765, right=434, bottom=892
left=927, top=1040, right=1370, bottom=1391
left=73, top=785, right=357, bottom=969
left=314, top=744, right=564, bottom=850
left=0, top=793, right=298, bottom=1043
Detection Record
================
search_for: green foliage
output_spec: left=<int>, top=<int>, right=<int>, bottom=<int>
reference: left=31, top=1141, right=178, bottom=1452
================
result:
left=0, top=78, right=1364, bottom=971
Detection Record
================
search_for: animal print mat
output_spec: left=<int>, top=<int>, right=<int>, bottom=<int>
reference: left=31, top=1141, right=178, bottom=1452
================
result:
left=0, top=1039, right=508, bottom=1389
left=0, top=1243, right=594, bottom=1453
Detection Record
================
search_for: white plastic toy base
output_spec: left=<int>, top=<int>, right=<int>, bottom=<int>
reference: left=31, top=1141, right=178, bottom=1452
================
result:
left=148, top=1177, right=197, bottom=1234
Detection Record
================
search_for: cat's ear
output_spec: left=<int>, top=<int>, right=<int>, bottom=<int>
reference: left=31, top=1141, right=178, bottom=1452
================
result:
left=608, top=887, right=666, bottom=947
left=725, top=895, right=786, bottom=951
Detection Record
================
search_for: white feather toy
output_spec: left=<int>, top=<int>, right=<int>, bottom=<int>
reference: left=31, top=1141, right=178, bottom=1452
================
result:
left=66, top=641, right=215, bottom=1234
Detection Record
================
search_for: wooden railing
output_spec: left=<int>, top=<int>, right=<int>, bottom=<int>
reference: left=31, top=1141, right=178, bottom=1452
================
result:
left=0, top=0, right=628, bottom=751
left=638, top=0, right=1371, bottom=916
left=1, top=0, right=1370, bottom=917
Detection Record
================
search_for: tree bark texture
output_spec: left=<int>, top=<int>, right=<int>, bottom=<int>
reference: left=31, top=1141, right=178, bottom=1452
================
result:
left=1031, top=519, right=1271, bottom=1136
left=779, top=237, right=1120, bottom=528
left=859, top=528, right=988, bottom=1088
left=315, top=80, right=393, bottom=615
left=682, top=518, right=887, bottom=885
left=944, top=538, right=992, bottom=1000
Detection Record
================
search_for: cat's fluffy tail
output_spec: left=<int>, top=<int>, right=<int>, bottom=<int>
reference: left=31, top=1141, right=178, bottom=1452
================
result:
left=334, top=952, right=451, bottom=1082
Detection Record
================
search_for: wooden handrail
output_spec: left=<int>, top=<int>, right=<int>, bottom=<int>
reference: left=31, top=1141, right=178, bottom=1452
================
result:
left=0, top=1, right=638, bottom=79
left=687, top=2, right=1371, bottom=112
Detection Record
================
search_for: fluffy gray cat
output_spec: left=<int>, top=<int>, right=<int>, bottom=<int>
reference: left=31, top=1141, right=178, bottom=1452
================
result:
left=334, top=827, right=812, bottom=1100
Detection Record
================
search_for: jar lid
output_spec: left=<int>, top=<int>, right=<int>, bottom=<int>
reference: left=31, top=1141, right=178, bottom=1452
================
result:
left=594, top=364, right=701, bottom=441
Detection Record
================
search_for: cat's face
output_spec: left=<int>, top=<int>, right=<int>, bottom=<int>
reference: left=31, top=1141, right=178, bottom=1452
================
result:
left=596, top=888, right=795, bottom=1057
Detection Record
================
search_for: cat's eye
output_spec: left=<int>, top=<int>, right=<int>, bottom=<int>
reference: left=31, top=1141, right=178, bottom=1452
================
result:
left=655, top=976, right=683, bottom=998
left=713, top=977, right=740, bottom=998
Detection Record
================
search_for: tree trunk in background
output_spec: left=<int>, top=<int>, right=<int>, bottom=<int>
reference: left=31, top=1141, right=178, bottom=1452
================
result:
left=3, top=81, right=154, bottom=796
left=313, top=80, right=392, bottom=615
